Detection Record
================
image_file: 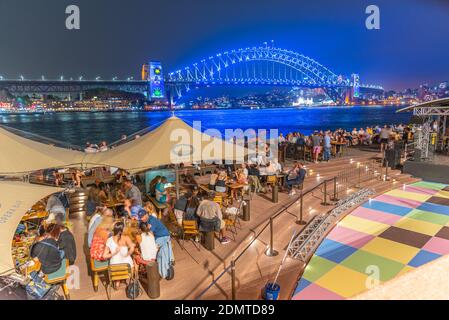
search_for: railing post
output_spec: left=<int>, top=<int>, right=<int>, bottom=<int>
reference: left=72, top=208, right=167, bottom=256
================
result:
left=231, top=260, right=236, bottom=300
left=384, top=159, right=390, bottom=181
left=321, top=180, right=331, bottom=206
left=296, top=190, right=306, bottom=225
left=331, top=176, right=339, bottom=201
left=356, top=165, right=361, bottom=188
left=265, top=217, right=278, bottom=257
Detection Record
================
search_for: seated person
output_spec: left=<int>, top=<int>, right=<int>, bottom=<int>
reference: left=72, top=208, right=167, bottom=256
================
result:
left=135, top=223, right=158, bottom=263
left=248, top=164, right=263, bottom=193
left=149, top=175, right=161, bottom=197
left=184, top=191, right=200, bottom=221
left=173, top=191, right=190, bottom=226
left=56, top=221, right=77, bottom=266
left=285, top=163, right=307, bottom=196
left=196, top=192, right=230, bottom=244
left=215, top=171, right=228, bottom=193
left=155, top=177, right=168, bottom=204
left=90, top=216, right=114, bottom=261
left=30, top=223, right=63, bottom=275
left=209, top=170, right=219, bottom=190
left=103, top=221, right=135, bottom=270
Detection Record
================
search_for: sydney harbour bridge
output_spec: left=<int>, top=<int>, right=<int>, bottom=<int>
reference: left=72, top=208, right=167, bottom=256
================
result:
left=0, top=45, right=384, bottom=103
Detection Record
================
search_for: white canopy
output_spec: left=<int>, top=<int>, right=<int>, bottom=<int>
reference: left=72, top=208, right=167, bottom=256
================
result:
left=84, top=116, right=247, bottom=173
left=0, top=126, right=85, bottom=174
left=0, top=182, right=62, bottom=275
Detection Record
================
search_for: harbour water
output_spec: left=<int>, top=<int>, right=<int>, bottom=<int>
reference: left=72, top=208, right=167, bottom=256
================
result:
left=0, top=105, right=411, bottom=147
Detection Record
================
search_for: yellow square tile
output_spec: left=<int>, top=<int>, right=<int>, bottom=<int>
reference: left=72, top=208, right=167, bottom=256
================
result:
left=394, top=217, right=442, bottom=236
left=315, top=265, right=369, bottom=298
left=361, top=237, right=419, bottom=264
left=436, top=190, right=449, bottom=199
left=338, top=215, right=390, bottom=236
left=386, top=190, right=431, bottom=202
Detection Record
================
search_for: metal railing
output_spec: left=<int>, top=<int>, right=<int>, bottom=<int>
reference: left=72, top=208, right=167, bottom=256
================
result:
left=194, top=158, right=386, bottom=300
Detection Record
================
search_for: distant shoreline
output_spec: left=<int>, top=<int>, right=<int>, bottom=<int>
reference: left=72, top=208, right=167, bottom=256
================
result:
left=0, top=104, right=404, bottom=115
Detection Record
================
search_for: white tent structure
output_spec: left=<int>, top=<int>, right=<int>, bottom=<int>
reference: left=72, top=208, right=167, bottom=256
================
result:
left=0, top=126, right=85, bottom=175
left=0, top=182, right=62, bottom=275
left=84, top=116, right=247, bottom=173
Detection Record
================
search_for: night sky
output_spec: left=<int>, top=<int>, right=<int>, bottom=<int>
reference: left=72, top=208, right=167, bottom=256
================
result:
left=0, top=0, right=448, bottom=91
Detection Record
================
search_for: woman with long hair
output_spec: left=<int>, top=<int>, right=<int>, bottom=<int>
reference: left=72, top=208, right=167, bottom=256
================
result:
left=103, top=221, right=135, bottom=269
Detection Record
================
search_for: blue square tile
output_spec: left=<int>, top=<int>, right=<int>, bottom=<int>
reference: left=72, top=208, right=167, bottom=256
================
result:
left=293, top=278, right=312, bottom=296
left=362, top=200, right=412, bottom=216
left=408, top=250, right=441, bottom=268
left=315, top=239, right=358, bottom=263
left=417, top=202, right=449, bottom=216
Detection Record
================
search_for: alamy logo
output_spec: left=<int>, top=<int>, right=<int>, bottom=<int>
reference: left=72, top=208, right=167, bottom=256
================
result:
left=365, top=5, right=380, bottom=30
left=65, top=5, right=80, bottom=30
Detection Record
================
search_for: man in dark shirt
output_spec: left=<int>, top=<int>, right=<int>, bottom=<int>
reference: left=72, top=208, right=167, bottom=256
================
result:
left=30, top=237, right=62, bottom=274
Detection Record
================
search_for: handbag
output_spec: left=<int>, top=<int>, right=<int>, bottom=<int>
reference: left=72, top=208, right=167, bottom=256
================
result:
left=126, top=275, right=142, bottom=300
left=25, top=271, right=52, bottom=300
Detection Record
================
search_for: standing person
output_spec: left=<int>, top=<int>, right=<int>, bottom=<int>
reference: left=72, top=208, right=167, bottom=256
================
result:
left=380, top=125, right=390, bottom=154
left=323, top=131, right=332, bottom=162
left=138, top=211, right=175, bottom=279
left=311, top=131, right=322, bottom=163
left=122, top=177, right=142, bottom=206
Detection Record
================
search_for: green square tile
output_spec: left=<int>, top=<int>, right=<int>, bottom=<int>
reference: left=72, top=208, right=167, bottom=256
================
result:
left=340, top=249, right=405, bottom=282
left=412, top=181, right=447, bottom=191
left=302, top=255, right=338, bottom=282
left=406, top=209, right=449, bottom=226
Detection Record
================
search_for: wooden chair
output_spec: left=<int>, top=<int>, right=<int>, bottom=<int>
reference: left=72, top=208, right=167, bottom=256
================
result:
left=181, top=219, right=201, bottom=251
left=44, top=259, right=70, bottom=300
left=106, top=263, right=132, bottom=300
left=213, top=195, right=224, bottom=207
left=90, top=258, right=109, bottom=292
left=224, top=202, right=244, bottom=241
left=266, top=175, right=277, bottom=192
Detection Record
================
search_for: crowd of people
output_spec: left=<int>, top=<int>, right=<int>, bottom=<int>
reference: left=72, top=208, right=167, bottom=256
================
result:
left=279, top=123, right=413, bottom=163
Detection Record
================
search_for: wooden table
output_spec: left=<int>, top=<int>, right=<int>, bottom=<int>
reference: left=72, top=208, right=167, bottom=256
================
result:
left=331, top=141, right=346, bottom=157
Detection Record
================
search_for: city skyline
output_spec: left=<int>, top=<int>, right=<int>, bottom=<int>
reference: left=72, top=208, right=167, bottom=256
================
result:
left=0, top=0, right=448, bottom=92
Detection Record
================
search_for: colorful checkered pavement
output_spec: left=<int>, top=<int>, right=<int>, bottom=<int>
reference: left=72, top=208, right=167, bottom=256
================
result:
left=292, top=181, right=449, bottom=300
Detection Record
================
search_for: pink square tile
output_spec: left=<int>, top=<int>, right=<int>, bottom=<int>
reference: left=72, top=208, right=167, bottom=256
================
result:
left=376, top=194, right=422, bottom=209
left=423, top=237, right=449, bottom=255
left=327, top=225, right=375, bottom=249
left=292, top=283, right=344, bottom=300
left=403, top=185, right=438, bottom=196
left=351, top=207, right=403, bottom=225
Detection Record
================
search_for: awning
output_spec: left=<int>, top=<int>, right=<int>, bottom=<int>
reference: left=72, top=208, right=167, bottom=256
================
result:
left=0, top=182, right=63, bottom=275
left=0, top=126, right=86, bottom=175
left=84, top=116, right=247, bottom=173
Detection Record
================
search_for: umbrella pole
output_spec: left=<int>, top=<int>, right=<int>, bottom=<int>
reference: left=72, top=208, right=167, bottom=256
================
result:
left=175, top=163, right=180, bottom=199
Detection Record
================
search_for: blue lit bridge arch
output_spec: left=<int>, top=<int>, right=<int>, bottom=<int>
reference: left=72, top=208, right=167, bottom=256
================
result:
left=165, top=45, right=383, bottom=103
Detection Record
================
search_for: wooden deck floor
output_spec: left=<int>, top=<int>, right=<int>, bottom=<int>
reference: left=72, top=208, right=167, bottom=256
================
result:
left=66, top=148, right=420, bottom=300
